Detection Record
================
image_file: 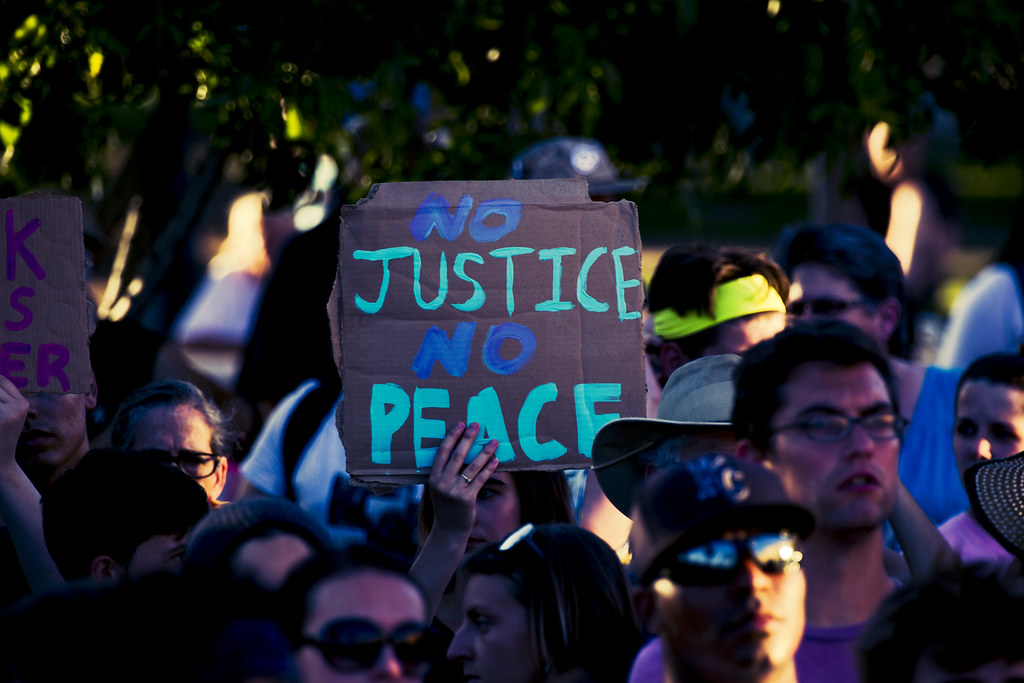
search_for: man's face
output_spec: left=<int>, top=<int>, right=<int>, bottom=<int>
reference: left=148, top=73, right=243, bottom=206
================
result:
left=18, top=388, right=96, bottom=488
left=788, top=264, right=891, bottom=351
left=953, top=379, right=1024, bottom=481
left=754, top=361, right=899, bottom=533
left=651, top=529, right=806, bottom=683
left=703, top=311, right=786, bottom=358
left=125, top=532, right=188, bottom=580
left=297, top=570, right=430, bottom=683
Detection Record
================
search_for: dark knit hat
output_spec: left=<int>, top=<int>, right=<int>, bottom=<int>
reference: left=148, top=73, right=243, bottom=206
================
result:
left=184, top=497, right=332, bottom=578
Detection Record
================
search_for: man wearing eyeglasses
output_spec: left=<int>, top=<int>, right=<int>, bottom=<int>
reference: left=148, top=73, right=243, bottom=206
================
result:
left=775, top=222, right=966, bottom=528
left=631, top=453, right=814, bottom=683
left=732, top=320, right=911, bottom=683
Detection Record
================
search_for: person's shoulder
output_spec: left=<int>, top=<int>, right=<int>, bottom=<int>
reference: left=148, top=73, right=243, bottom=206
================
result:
left=962, top=262, right=1020, bottom=298
left=924, top=365, right=963, bottom=390
left=274, top=379, right=323, bottom=415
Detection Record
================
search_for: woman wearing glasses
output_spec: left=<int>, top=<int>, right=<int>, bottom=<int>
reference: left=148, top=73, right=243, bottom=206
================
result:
left=111, top=380, right=237, bottom=506
left=448, top=523, right=643, bottom=683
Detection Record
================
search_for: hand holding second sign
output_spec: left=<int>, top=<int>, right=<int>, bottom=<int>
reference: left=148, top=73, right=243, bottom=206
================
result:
left=413, top=421, right=499, bottom=626
left=0, top=375, right=29, bottom=472
left=427, top=421, right=499, bottom=538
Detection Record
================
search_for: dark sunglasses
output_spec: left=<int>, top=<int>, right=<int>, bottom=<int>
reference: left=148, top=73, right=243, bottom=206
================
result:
left=135, top=448, right=221, bottom=480
left=643, top=530, right=802, bottom=586
left=303, top=618, right=436, bottom=675
left=786, top=298, right=871, bottom=318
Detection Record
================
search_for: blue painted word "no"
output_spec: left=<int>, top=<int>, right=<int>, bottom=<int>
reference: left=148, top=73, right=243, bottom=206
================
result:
left=409, top=193, right=522, bottom=243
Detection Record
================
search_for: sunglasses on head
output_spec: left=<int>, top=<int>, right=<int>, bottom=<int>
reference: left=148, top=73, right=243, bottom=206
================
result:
left=642, top=530, right=802, bottom=586
left=303, top=618, right=436, bottom=675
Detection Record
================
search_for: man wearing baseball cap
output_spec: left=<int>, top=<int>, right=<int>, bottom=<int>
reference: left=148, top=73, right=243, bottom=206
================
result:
left=630, top=453, right=814, bottom=683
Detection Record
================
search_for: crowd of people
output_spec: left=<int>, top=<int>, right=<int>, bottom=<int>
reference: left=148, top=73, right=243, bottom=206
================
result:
left=4, top=140, right=1024, bottom=683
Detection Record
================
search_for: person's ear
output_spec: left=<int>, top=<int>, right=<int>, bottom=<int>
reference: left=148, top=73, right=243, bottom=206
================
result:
left=85, top=368, right=98, bottom=410
left=633, top=586, right=662, bottom=634
left=90, top=555, right=124, bottom=582
left=210, top=456, right=229, bottom=501
left=658, top=342, right=689, bottom=384
left=736, top=438, right=769, bottom=465
left=875, top=297, right=902, bottom=348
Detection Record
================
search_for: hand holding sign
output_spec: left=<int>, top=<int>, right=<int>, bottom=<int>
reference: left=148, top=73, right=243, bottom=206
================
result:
left=427, top=421, right=499, bottom=538
left=0, top=374, right=29, bottom=471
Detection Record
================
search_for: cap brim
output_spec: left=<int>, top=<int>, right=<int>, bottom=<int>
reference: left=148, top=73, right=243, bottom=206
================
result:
left=591, top=418, right=732, bottom=517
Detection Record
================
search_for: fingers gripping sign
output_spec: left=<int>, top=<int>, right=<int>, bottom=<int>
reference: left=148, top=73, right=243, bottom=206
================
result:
left=0, top=374, right=29, bottom=467
left=429, top=422, right=499, bottom=537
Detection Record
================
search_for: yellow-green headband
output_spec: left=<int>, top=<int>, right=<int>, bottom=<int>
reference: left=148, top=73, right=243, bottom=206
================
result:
left=653, top=274, right=786, bottom=339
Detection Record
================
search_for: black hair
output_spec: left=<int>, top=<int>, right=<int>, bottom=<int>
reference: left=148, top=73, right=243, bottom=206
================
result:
left=774, top=222, right=909, bottom=356
left=732, top=320, right=898, bottom=452
left=466, top=524, right=643, bottom=682
left=958, top=353, right=1024, bottom=398
left=647, top=244, right=788, bottom=358
left=42, top=448, right=209, bottom=580
left=111, top=380, right=238, bottom=459
left=858, top=565, right=1024, bottom=683
left=418, top=470, right=573, bottom=543
left=276, top=545, right=422, bottom=646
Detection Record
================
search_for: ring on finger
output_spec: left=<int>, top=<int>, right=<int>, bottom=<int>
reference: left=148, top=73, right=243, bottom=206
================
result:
left=461, top=473, right=473, bottom=484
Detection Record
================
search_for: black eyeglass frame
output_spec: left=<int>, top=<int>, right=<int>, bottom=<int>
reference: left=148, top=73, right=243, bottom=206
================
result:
left=769, top=412, right=907, bottom=443
left=135, top=448, right=222, bottom=480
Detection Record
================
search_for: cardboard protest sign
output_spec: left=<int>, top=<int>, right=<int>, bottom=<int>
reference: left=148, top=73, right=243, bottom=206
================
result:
left=0, top=195, right=91, bottom=394
left=330, top=179, right=645, bottom=485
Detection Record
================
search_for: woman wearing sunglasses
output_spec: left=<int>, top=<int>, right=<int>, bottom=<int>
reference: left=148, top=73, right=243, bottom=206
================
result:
left=448, top=523, right=643, bottom=683
left=280, top=545, right=437, bottom=683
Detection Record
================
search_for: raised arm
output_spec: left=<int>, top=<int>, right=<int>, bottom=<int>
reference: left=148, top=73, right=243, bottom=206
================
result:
left=410, top=422, right=498, bottom=625
left=0, top=376, right=64, bottom=592
left=888, top=477, right=960, bottom=580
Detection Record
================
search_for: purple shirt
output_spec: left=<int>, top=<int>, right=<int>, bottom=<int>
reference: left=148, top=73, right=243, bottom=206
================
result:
left=795, top=623, right=863, bottom=683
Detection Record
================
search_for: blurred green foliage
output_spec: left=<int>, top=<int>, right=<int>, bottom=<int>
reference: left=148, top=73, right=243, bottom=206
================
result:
left=2, top=0, right=1023, bottom=216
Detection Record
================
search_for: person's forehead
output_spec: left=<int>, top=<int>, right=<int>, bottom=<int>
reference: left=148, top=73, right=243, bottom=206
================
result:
left=958, top=379, right=1024, bottom=411
left=777, top=360, right=891, bottom=411
left=791, top=263, right=862, bottom=299
left=133, top=404, right=213, bottom=444
left=137, top=403, right=210, bottom=429
left=309, top=570, right=425, bottom=625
